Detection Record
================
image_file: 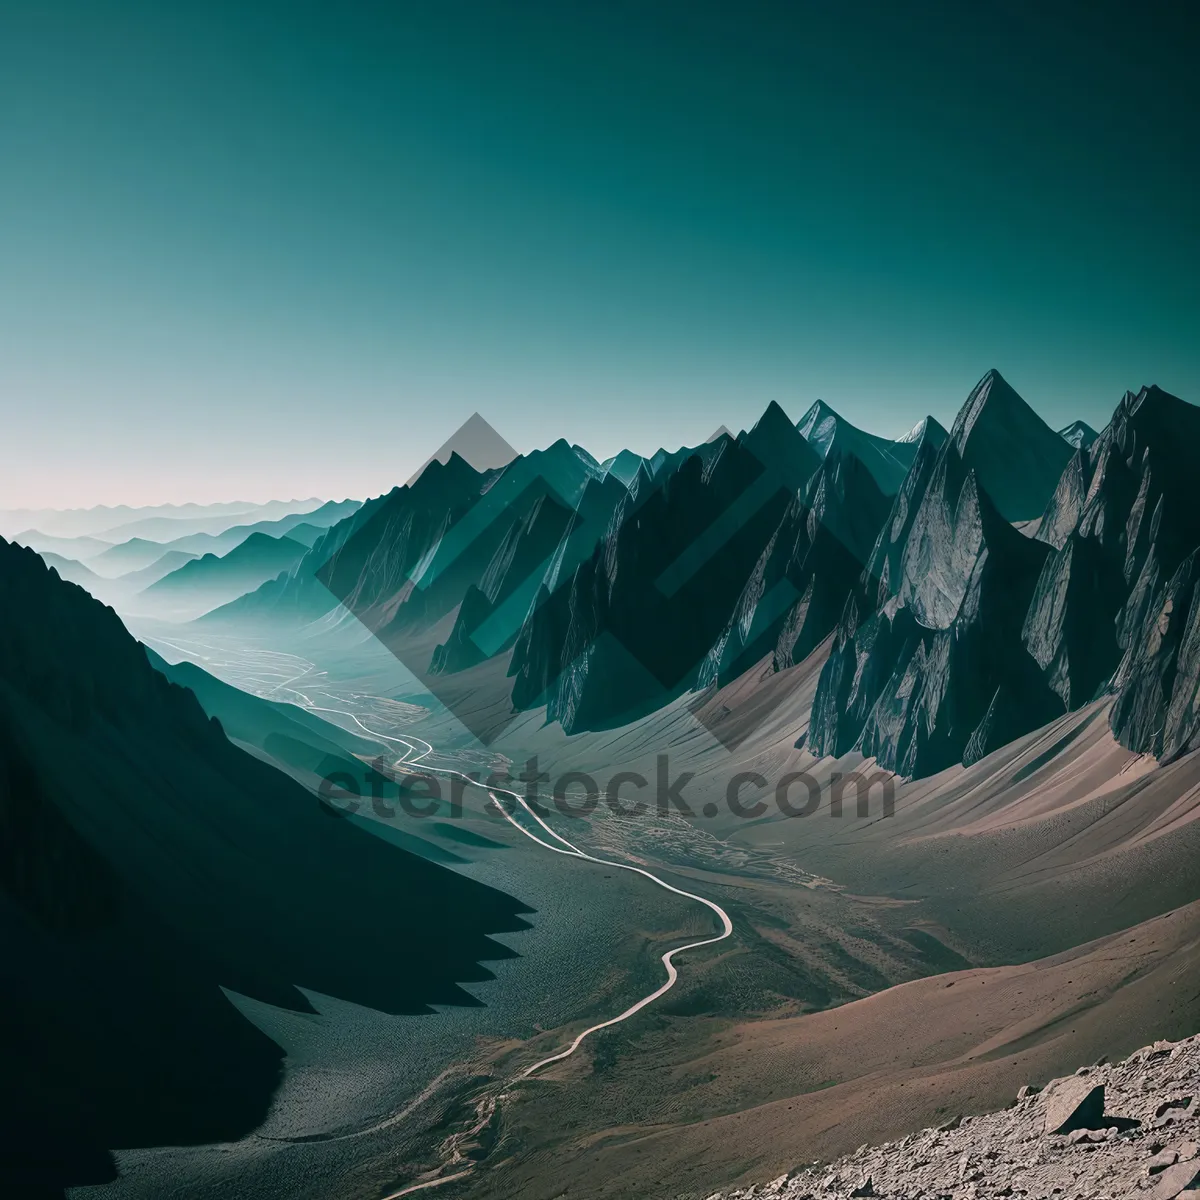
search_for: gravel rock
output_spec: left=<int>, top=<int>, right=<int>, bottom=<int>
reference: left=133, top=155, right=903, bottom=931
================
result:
left=1043, top=1077, right=1105, bottom=1134
left=1147, top=1160, right=1200, bottom=1199
left=706, top=1030, right=1200, bottom=1200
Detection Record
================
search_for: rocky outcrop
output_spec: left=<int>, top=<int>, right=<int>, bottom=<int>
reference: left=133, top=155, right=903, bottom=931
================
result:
left=809, top=393, right=1060, bottom=777
left=1015, top=385, right=1200, bottom=760
left=1021, top=532, right=1126, bottom=709
left=509, top=402, right=823, bottom=731
left=812, top=377, right=1200, bottom=778
left=430, top=472, right=629, bottom=675
left=797, top=399, right=920, bottom=497
left=1100, top=389, right=1200, bottom=757
left=708, top=1032, right=1200, bottom=1200
left=859, top=417, right=950, bottom=609
left=700, top=448, right=890, bottom=687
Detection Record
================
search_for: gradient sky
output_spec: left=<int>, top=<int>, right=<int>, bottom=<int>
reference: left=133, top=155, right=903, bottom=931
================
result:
left=2, top=0, right=1197, bottom=508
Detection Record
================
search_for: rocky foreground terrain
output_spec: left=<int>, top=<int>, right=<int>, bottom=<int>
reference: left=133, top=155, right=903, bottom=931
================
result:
left=705, top=1030, right=1200, bottom=1200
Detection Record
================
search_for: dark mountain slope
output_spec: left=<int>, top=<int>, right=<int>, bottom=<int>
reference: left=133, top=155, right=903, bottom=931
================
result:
left=86, top=535, right=177, bottom=575
left=948, top=369, right=1074, bottom=522
left=509, top=403, right=823, bottom=732
left=115, top=547, right=200, bottom=588
left=0, top=538, right=530, bottom=1195
left=147, top=650, right=379, bottom=777
left=204, top=454, right=503, bottom=628
left=430, top=470, right=631, bottom=677
left=700, top=448, right=890, bottom=688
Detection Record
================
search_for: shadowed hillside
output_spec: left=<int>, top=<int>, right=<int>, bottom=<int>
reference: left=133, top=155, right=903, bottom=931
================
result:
left=0, top=538, right=531, bottom=1197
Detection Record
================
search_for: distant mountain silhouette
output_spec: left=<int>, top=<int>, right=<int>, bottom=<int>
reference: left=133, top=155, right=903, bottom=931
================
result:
left=37, top=551, right=106, bottom=591
left=92, top=499, right=332, bottom=543
left=88, top=500, right=362, bottom=574
left=142, top=532, right=309, bottom=618
left=1058, top=419, right=1099, bottom=450
left=0, top=499, right=324, bottom=540
left=13, top=530, right=114, bottom=560
left=0, top=536, right=530, bottom=1195
left=87, top=536, right=182, bottom=576
left=116, top=549, right=200, bottom=589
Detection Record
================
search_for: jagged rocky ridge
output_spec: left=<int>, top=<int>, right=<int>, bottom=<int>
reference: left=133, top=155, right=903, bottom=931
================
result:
left=797, top=399, right=920, bottom=497
left=803, top=374, right=1200, bottom=779
left=509, top=402, right=826, bottom=730
left=808, top=372, right=1071, bottom=777
left=700, top=448, right=890, bottom=688
left=204, top=370, right=1200, bottom=777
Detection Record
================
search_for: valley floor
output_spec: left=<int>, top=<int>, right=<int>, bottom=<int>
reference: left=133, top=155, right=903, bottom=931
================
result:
left=95, top=623, right=1200, bottom=1200
left=452, top=902, right=1200, bottom=1199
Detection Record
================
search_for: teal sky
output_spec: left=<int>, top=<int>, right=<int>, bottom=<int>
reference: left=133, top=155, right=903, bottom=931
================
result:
left=2, top=1, right=1197, bottom=508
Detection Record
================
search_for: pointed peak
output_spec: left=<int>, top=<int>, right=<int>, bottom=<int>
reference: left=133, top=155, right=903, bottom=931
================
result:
left=411, top=449, right=485, bottom=491
left=529, top=437, right=579, bottom=463
left=601, top=448, right=645, bottom=486
left=627, top=459, right=657, bottom=501
left=898, top=415, right=949, bottom=449
left=951, top=369, right=1047, bottom=452
left=751, top=399, right=795, bottom=435
left=797, top=399, right=839, bottom=440
left=706, top=424, right=732, bottom=443
left=1058, top=420, right=1099, bottom=451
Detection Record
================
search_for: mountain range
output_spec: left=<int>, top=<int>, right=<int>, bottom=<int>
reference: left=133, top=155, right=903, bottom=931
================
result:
left=197, top=369, right=1200, bottom=780
left=140, top=531, right=310, bottom=619
left=0, top=498, right=328, bottom=541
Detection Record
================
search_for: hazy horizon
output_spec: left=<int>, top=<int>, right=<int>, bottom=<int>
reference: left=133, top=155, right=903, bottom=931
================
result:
left=0, top=373, right=1140, bottom=512
left=0, top=369, right=1184, bottom=511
